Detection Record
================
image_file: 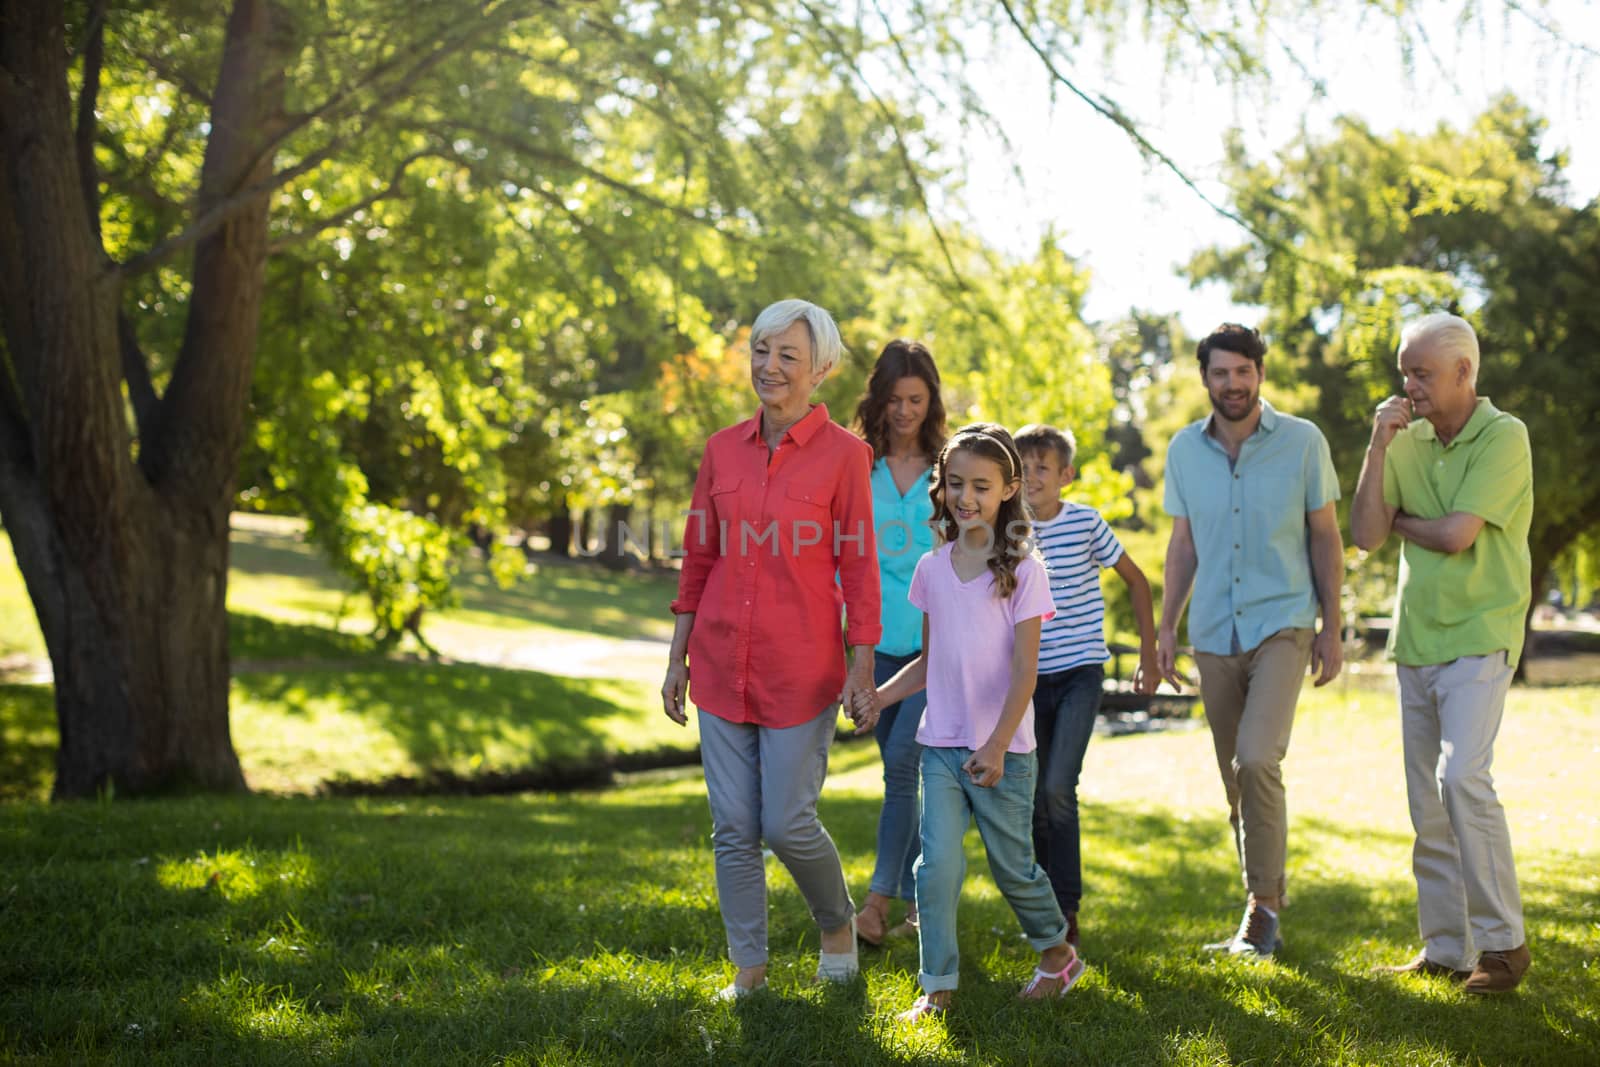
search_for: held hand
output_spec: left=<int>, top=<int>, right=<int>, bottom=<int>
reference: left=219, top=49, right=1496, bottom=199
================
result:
left=1310, top=626, right=1344, bottom=687
left=1371, top=395, right=1411, bottom=450
left=844, top=685, right=880, bottom=733
left=1134, top=649, right=1161, bottom=696
left=661, top=661, right=689, bottom=726
left=962, top=740, right=1006, bottom=788
left=1156, top=627, right=1193, bottom=691
left=840, top=677, right=879, bottom=734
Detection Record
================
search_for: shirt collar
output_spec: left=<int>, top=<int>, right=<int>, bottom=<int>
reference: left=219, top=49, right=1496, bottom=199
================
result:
left=1201, top=398, right=1279, bottom=441
left=1413, top=396, right=1496, bottom=446
left=743, top=403, right=830, bottom=446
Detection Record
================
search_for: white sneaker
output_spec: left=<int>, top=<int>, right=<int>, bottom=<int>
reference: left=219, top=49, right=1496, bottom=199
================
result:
left=815, top=915, right=860, bottom=983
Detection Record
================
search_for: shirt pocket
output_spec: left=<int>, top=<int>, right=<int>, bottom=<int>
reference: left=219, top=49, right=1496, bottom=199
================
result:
left=708, top=478, right=742, bottom=548
left=782, top=481, right=834, bottom=560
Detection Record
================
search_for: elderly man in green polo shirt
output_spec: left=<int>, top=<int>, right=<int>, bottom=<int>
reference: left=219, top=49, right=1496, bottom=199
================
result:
left=1351, top=312, right=1533, bottom=995
left=1157, top=323, right=1346, bottom=961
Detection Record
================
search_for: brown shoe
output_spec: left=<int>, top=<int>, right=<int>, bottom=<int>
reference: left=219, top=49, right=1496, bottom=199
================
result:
left=1376, top=950, right=1471, bottom=982
left=1463, top=944, right=1532, bottom=995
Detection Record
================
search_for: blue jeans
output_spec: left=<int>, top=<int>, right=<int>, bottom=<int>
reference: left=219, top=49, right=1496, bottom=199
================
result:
left=915, top=746, right=1067, bottom=993
left=1031, top=664, right=1104, bottom=915
left=870, top=651, right=925, bottom=901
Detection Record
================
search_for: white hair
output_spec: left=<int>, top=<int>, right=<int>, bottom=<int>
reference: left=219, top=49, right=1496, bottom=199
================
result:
left=750, top=299, right=843, bottom=377
left=1400, top=312, right=1480, bottom=387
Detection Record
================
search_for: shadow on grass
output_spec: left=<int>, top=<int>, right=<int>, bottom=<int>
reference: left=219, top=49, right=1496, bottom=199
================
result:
left=228, top=612, right=377, bottom=662
left=0, top=684, right=55, bottom=801
left=233, top=661, right=693, bottom=793
left=2, top=788, right=1595, bottom=1065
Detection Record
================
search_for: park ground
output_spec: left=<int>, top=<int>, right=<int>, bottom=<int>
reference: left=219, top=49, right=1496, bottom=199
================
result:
left=1, top=518, right=1597, bottom=1065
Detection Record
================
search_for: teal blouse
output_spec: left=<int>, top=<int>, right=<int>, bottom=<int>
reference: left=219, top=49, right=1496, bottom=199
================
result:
left=871, top=458, right=935, bottom=656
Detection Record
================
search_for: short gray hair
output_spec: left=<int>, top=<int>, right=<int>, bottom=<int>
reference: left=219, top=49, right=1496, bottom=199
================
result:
left=750, top=299, right=843, bottom=377
left=1400, top=312, right=1480, bottom=387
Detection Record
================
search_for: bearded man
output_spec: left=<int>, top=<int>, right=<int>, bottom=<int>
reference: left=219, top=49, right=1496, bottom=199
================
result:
left=1157, top=323, right=1345, bottom=960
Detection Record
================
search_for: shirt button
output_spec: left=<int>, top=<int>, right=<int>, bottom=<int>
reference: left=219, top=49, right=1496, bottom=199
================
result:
left=1234, top=544, right=1240, bottom=550
left=1233, top=507, right=1240, bottom=513
left=1235, top=577, right=1241, bottom=583
left=1233, top=474, right=1239, bottom=480
left=1236, top=610, right=1243, bottom=616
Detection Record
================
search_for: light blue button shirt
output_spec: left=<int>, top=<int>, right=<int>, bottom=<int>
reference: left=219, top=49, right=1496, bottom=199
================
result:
left=1162, top=401, right=1338, bottom=656
left=871, top=458, right=935, bottom=656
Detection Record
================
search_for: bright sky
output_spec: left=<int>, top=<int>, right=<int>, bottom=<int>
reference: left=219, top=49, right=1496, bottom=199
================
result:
left=932, top=0, right=1600, bottom=334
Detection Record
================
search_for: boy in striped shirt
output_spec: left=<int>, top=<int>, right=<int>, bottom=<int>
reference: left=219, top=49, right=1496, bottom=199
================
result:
left=1015, top=424, right=1159, bottom=950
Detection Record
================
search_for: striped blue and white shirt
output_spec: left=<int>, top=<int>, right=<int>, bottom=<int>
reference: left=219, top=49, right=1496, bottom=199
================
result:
left=1034, top=501, right=1124, bottom=675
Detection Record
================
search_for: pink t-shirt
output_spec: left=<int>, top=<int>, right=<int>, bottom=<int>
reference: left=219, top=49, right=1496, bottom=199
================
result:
left=907, top=544, right=1056, bottom=753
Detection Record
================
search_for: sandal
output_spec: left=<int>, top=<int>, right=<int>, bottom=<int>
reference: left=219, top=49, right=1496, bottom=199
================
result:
left=855, top=906, right=887, bottom=948
left=1019, top=949, right=1087, bottom=999
left=895, top=993, right=948, bottom=1022
left=886, top=911, right=919, bottom=939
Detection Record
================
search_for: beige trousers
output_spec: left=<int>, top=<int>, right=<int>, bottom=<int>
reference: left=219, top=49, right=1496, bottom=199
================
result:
left=1195, top=627, right=1313, bottom=900
left=1398, top=652, right=1525, bottom=969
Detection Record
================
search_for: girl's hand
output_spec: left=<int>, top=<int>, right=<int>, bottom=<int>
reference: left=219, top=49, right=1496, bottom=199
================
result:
left=845, top=687, right=879, bottom=733
left=661, top=661, right=689, bottom=726
left=962, top=740, right=1007, bottom=788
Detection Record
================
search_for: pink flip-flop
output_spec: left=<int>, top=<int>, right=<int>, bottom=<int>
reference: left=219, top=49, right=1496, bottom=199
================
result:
left=1020, top=951, right=1087, bottom=999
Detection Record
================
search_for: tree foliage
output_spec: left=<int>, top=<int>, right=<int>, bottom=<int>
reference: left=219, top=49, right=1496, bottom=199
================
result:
left=1189, top=96, right=1600, bottom=604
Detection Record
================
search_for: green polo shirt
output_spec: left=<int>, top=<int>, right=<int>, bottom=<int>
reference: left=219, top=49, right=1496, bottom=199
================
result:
left=1382, top=398, right=1533, bottom=668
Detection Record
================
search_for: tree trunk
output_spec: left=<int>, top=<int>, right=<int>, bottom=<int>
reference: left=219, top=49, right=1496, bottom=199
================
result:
left=600, top=500, right=634, bottom=571
left=546, top=497, right=574, bottom=557
left=4, top=488, right=243, bottom=797
left=0, top=0, right=286, bottom=797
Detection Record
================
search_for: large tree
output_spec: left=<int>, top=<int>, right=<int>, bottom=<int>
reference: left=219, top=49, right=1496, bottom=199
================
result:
left=1188, top=97, right=1600, bottom=621
left=0, top=0, right=947, bottom=797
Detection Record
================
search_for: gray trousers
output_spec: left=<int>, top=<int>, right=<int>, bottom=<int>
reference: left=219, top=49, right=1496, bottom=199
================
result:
left=1398, top=652, right=1525, bottom=968
left=698, top=707, right=855, bottom=967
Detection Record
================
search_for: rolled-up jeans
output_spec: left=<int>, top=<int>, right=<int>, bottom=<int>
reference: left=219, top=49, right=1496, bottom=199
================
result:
left=915, top=745, right=1067, bottom=993
left=869, top=650, right=925, bottom=901
left=698, top=706, right=855, bottom=968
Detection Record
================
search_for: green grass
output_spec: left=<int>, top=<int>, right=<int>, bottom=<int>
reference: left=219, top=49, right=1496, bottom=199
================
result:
left=0, top=529, right=43, bottom=660
left=3, top=688, right=1597, bottom=1064
left=226, top=515, right=678, bottom=647
left=2, top=519, right=678, bottom=668
left=0, top=634, right=680, bottom=801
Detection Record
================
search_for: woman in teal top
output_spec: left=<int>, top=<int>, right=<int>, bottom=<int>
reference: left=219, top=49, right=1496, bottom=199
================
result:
left=851, top=339, right=946, bottom=946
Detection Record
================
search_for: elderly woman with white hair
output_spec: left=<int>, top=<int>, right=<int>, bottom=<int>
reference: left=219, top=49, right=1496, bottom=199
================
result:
left=662, top=299, right=882, bottom=999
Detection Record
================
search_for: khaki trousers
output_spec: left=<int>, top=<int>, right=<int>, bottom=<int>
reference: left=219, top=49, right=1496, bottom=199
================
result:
left=1398, top=652, right=1525, bottom=969
left=1195, top=627, right=1313, bottom=900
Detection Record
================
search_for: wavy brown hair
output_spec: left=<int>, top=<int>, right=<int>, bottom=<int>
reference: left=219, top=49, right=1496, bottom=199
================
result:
left=852, top=339, right=947, bottom=462
left=930, top=422, right=1034, bottom=598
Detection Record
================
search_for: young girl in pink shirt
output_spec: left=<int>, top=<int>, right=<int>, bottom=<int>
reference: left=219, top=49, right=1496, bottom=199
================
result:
left=865, top=423, right=1086, bottom=1020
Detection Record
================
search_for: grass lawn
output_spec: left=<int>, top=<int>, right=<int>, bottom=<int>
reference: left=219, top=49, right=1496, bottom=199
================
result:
left=226, top=514, right=678, bottom=649
left=3, top=686, right=1597, bottom=1065
left=0, top=614, right=682, bottom=801
left=1, top=524, right=685, bottom=800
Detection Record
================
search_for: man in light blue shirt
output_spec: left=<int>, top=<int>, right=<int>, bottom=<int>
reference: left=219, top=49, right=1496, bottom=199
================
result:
left=1157, top=323, right=1345, bottom=961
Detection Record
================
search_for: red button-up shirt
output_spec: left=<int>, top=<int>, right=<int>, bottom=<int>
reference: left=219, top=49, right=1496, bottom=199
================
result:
left=671, top=404, right=882, bottom=727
